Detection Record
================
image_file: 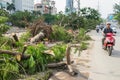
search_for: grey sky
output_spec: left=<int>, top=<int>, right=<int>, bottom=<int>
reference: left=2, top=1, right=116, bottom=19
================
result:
left=34, top=0, right=120, bottom=18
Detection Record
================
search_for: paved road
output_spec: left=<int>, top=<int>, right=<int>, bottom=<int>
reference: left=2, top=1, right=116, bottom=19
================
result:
left=88, top=29, right=120, bottom=80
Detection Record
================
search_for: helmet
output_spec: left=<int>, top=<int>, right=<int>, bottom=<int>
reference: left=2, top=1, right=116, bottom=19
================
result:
left=106, top=22, right=111, bottom=25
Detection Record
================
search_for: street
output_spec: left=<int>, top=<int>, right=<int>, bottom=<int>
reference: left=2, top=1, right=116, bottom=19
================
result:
left=88, top=29, right=120, bottom=80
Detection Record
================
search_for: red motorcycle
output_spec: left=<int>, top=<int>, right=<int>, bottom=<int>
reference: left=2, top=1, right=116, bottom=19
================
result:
left=103, top=33, right=115, bottom=56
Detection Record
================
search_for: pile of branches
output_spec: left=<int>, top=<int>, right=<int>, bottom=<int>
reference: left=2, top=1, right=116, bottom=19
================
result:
left=29, top=20, right=52, bottom=39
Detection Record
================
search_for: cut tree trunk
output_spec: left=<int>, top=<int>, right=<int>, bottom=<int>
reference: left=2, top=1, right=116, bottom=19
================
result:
left=65, top=44, right=81, bottom=75
left=30, top=32, right=44, bottom=43
left=47, top=62, right=67, bottom=68
left=0, top=49, right=30, bottom=60
left=12, top=33, right=19, bottom=42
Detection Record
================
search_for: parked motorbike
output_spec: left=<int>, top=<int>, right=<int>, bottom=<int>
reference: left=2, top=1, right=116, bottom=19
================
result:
left=103, top=33, right=115, bottom=56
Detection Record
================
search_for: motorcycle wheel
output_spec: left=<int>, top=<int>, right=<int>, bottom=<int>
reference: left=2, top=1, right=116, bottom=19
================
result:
left=108, top=46, right=112, bottom=56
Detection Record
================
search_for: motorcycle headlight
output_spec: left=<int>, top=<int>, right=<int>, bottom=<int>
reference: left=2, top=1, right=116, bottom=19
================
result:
left=107, top=40, right=111, bottom=43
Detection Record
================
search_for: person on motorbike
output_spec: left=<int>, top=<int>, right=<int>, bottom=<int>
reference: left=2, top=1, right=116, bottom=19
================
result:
left=102, top=22, right=113, bottom=48
left=96, top=25, right=100, bottom=33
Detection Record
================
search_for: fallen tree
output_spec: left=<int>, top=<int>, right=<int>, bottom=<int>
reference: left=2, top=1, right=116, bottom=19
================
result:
left=29, top=20, right=52, bottom=39
left=0, top=45, right=30, bottom=60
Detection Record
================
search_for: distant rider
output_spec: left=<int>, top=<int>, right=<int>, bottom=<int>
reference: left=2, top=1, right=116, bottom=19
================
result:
left=102, top=22, right=113, bottom=48
left=96, top=25, right=100, bottom=33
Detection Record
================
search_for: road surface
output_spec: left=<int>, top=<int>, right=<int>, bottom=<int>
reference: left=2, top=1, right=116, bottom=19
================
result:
left=88, top=29, right=120, bottom=80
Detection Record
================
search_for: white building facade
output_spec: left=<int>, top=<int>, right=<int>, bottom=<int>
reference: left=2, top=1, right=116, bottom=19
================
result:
left=15, top=0, right=34, bottom=12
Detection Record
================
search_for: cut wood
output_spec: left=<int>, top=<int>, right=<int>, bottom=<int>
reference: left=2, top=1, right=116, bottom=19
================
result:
left=65, top=44, right=80, bottom=75
left=30, top=32, right=44, bottom=43
left=22, top=45, right=27, bottom=54
left=0, top=49, right=30, bottom=60
left=47, top=62, right=67, bottom=68
left=44, top=50, right=55, bottom=56
left=66, top=46, right=71, bottom=65
left=66, top=44, right=81, bottom=65
left=12, top=33, right=19, bottom=42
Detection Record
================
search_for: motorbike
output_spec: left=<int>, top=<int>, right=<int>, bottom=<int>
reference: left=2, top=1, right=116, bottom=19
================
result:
left=96, top=28, right=99, bottom=33
left=103, top=33, right=115, bottom=56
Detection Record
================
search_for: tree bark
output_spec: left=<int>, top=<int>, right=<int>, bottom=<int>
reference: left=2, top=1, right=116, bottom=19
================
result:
left=47, top=62, right=67, bottom=68
left=0, top=49, right=30, bottom=60
left=30, top=32, right=44, bottom=43
left=12, top=33, right=19, bottom=42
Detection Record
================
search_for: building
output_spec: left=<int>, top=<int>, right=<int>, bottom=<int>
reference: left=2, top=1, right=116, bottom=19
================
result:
left=50, top=1, right=57, bottom=15
left=34, top=0, right=57, bottom=15
left=14, top=0, right=34, bottom=12
left=65, top=0, right=74, bottom=14
left=34, top=3, right=44, bottom=14
left=0, top=0, right=12, bottom=9
left=34, top=3, right=42, bottom=12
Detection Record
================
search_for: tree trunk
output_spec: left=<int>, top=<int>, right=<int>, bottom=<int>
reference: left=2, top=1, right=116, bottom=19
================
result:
left=0, top=49, right=30, bottom=60
left=30, top=32, right=44, bottom=43
left=47, top=62, right=67, bottom=68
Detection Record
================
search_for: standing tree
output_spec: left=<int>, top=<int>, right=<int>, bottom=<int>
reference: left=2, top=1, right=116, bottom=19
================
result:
left=113, top=3, right=120, bottom=14
left=7, top=2, right=15, bottom=14
left=113, top=3, right=120, bottom=24
left=80, top=7, right=100, bottom=20
left=0, top=9, right=9, bottom=17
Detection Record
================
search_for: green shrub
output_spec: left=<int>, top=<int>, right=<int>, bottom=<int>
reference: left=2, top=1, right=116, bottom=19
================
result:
left=0, top=16, right=8, bottom=23
left=0, top=9, right=9, bottom=17
left=50, top=25, right=72, bottom=42
left=20, top=32, right=31, bottom=42
left=0, top=24, right=10, bottom=36
left=0, top=56, right=19, bottom=80
left=9, top=11, right=35, bottom=28
left=0, top=16, right=10, bottom=36
left=80, top=42, right=88, bottom=50
left=51, top=44, right=66, bottom=62
left=76, top=28, right=91, bottom=41
left=22, top=43, right=66, bottom=74
left=24, top=43, right=48, bottom=73
left=0, top=37, right=13, bottom=50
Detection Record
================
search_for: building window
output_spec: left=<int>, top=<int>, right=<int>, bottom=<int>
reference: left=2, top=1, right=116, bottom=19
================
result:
left=37, top=5, right=42, bottom=8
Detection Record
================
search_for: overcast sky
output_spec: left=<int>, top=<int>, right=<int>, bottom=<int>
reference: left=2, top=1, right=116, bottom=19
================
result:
left=34, top=0, right=120, bottom=18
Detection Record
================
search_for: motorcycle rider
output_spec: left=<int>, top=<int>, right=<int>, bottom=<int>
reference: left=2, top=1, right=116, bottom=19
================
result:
left=96, top=25, right=100, bottom=33
left=102, top=22, right=113, bottom=48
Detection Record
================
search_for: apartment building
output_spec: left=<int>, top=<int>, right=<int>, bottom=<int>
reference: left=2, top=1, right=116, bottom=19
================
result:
left=15, top=0, right=34, bottom=12
left=34, top=0, right=57, bottom=15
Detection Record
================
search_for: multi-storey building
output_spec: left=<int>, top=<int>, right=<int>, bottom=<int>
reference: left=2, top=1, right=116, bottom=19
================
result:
left=14, top=0, right=34, bottom=12
left=34, top=0, right=57, bottom=15
left=65, top=0, right=74, bottom=14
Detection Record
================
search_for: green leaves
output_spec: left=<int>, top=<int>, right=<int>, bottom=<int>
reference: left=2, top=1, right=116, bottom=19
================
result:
left=113, top=3, right=120, bottom=24
left=9, top=11, right=35, bottom=27
left=23, top=43, right=66, bottom=73
left=80, top=7, right=100, bottom=20
left=51, top=44, right=66, bottom=62
left=0, top=16, right=8, bottom=23
left=113, top=3, right=120, bottom=14
left=25, top=43, right=48, bottom=72
left=0, top=16, right=10, bottom=36
left=0, top=9, right=9, bottom=17
left=28, top=56, right=36, bottom=74
left=50, top=25, right=72, bottom=42
left=0, top=24, right=10, bottom=37
left=0, top=59, right=19, bottom=80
